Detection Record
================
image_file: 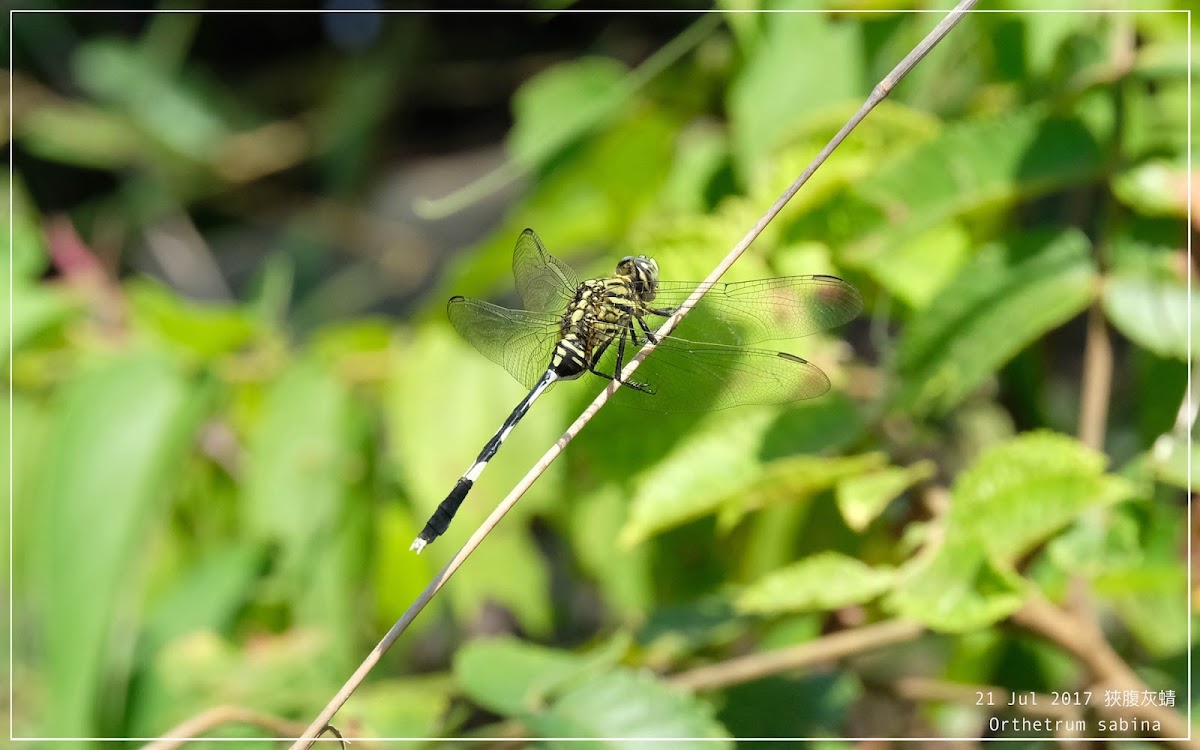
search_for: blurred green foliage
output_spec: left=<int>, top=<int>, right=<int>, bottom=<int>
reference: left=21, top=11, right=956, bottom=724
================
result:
left=7, top=3, right=1194, bottom=745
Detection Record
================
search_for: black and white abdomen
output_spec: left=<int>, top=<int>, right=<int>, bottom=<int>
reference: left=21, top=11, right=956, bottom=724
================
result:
left=549, top=337, right=588, bottom=380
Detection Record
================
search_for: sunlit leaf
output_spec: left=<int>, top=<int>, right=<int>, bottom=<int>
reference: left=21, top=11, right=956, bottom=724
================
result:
left=886, top=540, right=1028, bottom=633
left=1111, top=160, right=1189, bottom=217
left=73, top=39, right=230, bottom=160
left=530, top=669, right=733, bottom=748
left=863, top=222, right=971, bottom=310
left=618, top=399, right=882, bottom=545
left=508, top=56, right=630, bottom=168
left=240, top=359, right=363, bottom=653
left=142, top=630, right=333, bottom=732
left=344, top=677, right=456, bottom=739
left=835, top=460, right=935, bottom=532
left=4, top=173, right=50, bottom=281
left=737, top=551, right=895, bottom=614
left=19, top=102, right=143, bottom=169
left=844, top=105, right=1108, bottom=265
left=727, top=11, right=863, bottom=175
left=1095, top=564, right=1190, bottom=659
left=32, top=353, right=201, bottom=736
left=128, top=279, right=259, bottom=360
left=1148, top=436, right=1196, bottom=492
left=1103, top=271, right=1196, bottom=361
left=949, top=431, right=1134, bottom=561
left=443, top=109, right=678, bottom=304
left=894, top=229, right=1096, bottom=415
left=8, top=283, right=78, bottom=360
left=454, top=637, right=594, bottom=718
left=887, top=431, right=1134, bottom=632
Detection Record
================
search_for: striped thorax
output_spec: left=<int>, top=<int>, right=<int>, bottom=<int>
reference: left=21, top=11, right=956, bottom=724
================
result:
left=550, top=255, right=660, bottom=381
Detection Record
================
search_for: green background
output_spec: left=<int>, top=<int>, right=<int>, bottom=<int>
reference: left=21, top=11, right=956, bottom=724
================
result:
left=7, top=2, right=1194, bottom=746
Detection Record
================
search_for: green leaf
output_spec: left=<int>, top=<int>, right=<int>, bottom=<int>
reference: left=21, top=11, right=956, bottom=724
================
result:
left=7, top=393, right=50, bottom=604
left=139, top=544, right=265, bottom=659
left=658, top=122, right=730, bottom=214
left=844, top=106, right=1108, bottom=266
left=128, top=279, right=259, bottom=360
left=1095, top=564, right=1190, bottom=658
left=948, top=431, right=1135, bottom=562
left=18, top=101, right=143, bottom=170
left=370, top=502, right=432, bottom=630
left=618, top=408, right=771, bottom=545
left=1149, top=435, right=1197, bottom=491
left=342, top=677, right=456, bottom=739
left=456, top=634, right=728, bottom=748
left=454, top=637, right=593, bottom=718
left=3, top=174, right=50, bottom=281
left=442, top=109, right=678, bottom=305
left=617, top=402, right=883, bottom=545
left=893, top=229, right=1096, bottom=415
left=1111, top=160, right=1189, bottom=217
left=727, top=10, right=863, bottom=176
left=718, top=673, right=860, bottom=741
left=863, top=222, right=971, bottom=309
left=242, top=361, right=350, bottom=553
left=569, top=484, right=655, bottom=617
left=1103, top=271, right=1196, bottom=361
left=31, top=352, right=201, bottom=736
left=72, top=38, right=230, bottom=160
left=531, top=669, right=733, bottom=749
left=508, top=56, right=630, bottom=168
left=736, top=552, right=895, bottom=615
left=835, top=460, right=936, bottom=532
left=886, top=431, right=1134, bottom=632
left=715, top=453, right=887, bottom=532
left=886, top=540, right=1028, bottom=633
left=8, top=283, right=78, bottom=360
left=240, top=359, right=362, bottom=651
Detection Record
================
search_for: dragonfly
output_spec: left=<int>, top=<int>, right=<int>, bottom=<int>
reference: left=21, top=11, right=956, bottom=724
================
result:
left=410, top=228, right=862, bottom=552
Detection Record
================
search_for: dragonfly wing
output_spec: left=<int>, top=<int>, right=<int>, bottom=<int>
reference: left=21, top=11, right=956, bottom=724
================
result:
left=597, top=332, right=831, bottom=412
left=447, top=296, right=560, bottom=390
left=512, top=228, right=580, bottom=314
left=648, top=275, right=863, bottom=346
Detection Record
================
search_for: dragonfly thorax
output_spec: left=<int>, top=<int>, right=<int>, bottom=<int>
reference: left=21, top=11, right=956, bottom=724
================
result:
left=549, top=276, right=645, bottom=382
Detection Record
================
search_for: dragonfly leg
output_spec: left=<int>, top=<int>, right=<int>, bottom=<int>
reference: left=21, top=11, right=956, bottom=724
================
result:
left=635, top=314, right=659, bottom=344
left=588, top=332, right=655, bottom=394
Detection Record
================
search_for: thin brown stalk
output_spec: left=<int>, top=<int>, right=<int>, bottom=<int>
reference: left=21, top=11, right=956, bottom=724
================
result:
left=1078, top=298, right=1113, bottom=452
left=288, top=4, right=978, bottom=746
left=667, top=619, right=924, bottom=694
left=1010, top=593, right=1194, bottom=747
left=142, top=706, right=311, bottom=750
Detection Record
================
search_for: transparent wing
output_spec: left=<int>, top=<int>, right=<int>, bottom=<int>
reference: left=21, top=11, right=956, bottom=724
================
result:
left=647, top=275, right=863, bottom=346
left=512, top=228, right=580, bottom=314
left=596, top=332, right=831, bottom=412
left=447, top=296, right=561, bottom=390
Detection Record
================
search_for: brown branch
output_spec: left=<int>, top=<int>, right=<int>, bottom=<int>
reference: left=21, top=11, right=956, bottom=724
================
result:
left=667, top=619, right=924, bottom=694
left=1077, top=298, right=1113, bottom=452
left=141, top=706, right=313, bottom=750
left=1010, top=593, right=1195, bottom=748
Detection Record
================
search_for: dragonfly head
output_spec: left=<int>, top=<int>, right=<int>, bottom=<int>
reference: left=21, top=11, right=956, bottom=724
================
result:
left=615, top=255, right=660, bottom=301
